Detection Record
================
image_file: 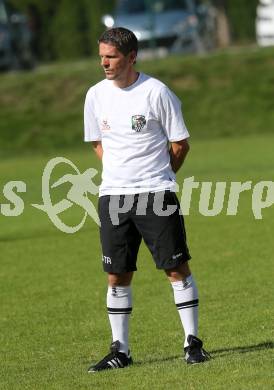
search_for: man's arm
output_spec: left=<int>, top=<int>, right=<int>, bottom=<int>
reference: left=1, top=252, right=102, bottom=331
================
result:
left=169, top=139, right=190, bottom=173
left=92, top=141, right=103, bottom=160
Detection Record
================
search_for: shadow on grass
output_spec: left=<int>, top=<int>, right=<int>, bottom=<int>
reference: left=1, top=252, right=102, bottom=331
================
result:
left=210, top=341, right=274, bottom=357
left=130, top=341, right=274, bottom=366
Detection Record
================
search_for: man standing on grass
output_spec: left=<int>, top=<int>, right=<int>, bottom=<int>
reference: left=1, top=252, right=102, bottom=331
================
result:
left=84, top=27, right=210, bottom=372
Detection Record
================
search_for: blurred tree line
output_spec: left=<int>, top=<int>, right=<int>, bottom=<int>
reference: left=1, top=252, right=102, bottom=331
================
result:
left=8, top=0, right=258, bottom=61
left=8, top=0, right=115, bottom=60
left=213, top=0, right=258, bottom=47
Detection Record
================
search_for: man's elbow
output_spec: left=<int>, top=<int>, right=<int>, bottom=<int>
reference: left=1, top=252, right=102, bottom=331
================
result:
left=92, top=141, right=103, bottom=160
left=176, top=139, right=190, bottom=158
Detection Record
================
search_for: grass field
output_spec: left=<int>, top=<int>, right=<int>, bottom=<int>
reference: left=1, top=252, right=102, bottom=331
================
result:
left=1, top=134, right=274, bottom=389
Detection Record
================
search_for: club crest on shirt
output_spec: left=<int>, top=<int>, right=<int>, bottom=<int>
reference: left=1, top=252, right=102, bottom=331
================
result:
left=131, top=115, right=146, bottom=132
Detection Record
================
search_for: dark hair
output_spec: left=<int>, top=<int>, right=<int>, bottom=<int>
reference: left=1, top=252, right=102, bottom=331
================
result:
left=98, top=27, right=138, bottom=57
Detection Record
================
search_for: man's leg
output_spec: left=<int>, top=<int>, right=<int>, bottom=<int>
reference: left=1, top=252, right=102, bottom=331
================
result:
left=98, top=195, right=141, bottom=355
left=89, top=196, right=141, bottom=371
left=88, top=270, right=136, bottom=373
left=165, top=261, right=198, bottom=348
left=107, top=272, right=134, bottom=355
left=132, top=191, right=209, bottom=363
left=165, top=261, right=210, bottom=363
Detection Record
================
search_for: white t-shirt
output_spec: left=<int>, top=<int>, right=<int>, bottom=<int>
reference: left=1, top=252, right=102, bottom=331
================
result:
left=84, top=72, right=189, bottom=196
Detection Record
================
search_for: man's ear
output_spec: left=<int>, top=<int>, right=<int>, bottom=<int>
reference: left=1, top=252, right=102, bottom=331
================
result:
left=129, top=51, right=137, bottom=64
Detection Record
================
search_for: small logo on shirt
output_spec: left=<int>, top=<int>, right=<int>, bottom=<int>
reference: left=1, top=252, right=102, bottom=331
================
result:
left=101, top=119, right=111, bottom=131
left=131, top=115, right=146, bottom=132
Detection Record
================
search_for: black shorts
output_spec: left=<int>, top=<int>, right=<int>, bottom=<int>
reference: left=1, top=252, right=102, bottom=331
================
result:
left=98, top=190, right=191, bottom=273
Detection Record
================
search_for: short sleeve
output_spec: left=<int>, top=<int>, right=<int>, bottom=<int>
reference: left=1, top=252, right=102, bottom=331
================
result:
left=84, top=89, right=101, bottom=142
left=158, top=86, right=190, bottom=141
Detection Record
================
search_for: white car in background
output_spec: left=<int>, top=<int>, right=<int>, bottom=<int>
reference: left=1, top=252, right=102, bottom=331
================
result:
left=256, top=0, right=274, bottom=46
left=102, top=0, right=217, bottom=56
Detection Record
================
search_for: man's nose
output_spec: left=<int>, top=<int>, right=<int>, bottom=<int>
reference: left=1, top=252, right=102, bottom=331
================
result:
left=101, top=57, right=109, bottom=67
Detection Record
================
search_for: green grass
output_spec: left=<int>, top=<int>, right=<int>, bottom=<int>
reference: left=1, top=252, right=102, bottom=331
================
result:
left=1, top=134, right=274, bottom=389
left=1, top=45, right=274, bottom=155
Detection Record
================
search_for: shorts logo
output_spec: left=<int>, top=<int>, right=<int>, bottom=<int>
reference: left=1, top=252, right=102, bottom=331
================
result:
left=102, top=255, right=112, bottom=264
left=131, top=115, right=146, bottom=132
left=172, top=252, right=183, bottom=260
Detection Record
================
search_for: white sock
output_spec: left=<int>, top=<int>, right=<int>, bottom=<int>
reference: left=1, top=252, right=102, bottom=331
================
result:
left=107, top=285, right=132, bottom=355
left=171, top=275, right=199, bottom=348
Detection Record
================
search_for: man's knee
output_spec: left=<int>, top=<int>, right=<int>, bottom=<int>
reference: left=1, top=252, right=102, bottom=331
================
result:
left=108, top=271, right=134, bottom=286
left=165, top=261, right=191, bottom=281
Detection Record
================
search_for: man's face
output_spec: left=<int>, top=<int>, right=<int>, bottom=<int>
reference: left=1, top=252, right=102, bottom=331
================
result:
left=99, top=42, right=135, bottom=82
